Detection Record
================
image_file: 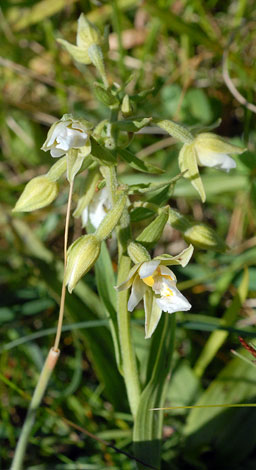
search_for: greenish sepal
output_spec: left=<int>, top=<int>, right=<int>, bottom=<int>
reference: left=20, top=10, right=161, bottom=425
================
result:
left=47, top=156, right=67, bottom=182
left=156, top=119, right=194, bottom=143
left=112, top=117, right=152, bottom=132
left=73, top=170, right=100, bottom=218
left=155, top=244, right=194, bottom=267
left=128, top=242, right=151, bottom=264
left=179, top=143, right=206, bottom=202
left=95, top=192, right=127, bottom=241
left=90, top=136, right=116, bottom=165
left=136, top=207, right=169, bottom=249
left=67, top=139, right=91, bottom=182
left=88, top=44, right=108, bottom=86
left=94, top=83, right=119, bottom=107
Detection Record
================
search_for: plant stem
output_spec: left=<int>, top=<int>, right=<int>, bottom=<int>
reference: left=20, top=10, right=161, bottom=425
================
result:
left=10, top=348, right=60, bottom=470
left=117, top=254, right=141, bottom=417
left=53, top=179, right=74, bottom=351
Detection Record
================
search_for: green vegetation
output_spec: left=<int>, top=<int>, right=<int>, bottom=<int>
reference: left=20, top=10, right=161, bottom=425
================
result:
left=1, top=1, right=256, bottom=469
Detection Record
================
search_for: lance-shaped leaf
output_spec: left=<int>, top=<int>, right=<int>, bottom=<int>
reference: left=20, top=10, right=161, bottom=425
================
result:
left=73, top=170, right=100, bottom=218
left=179, top=143, right=206, bottom=202
left=118, top=147, right=163, bottom=174
left=112, top=117, right=152, bottom=132
left=90, top=137, right=116, bottom=165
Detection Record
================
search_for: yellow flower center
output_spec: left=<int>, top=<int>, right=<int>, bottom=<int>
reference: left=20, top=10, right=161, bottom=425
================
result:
left=142, top=267, right=173, bottom=289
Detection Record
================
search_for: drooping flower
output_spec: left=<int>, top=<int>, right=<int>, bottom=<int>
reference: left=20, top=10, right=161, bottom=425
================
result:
left=179, top=133, right=245, bottom=202
left=82, top=187, right=111, bottom=229
left=116, top=245, right=193, bottom=338
left=57, top=13, right=102, bottom=65
left=41, top=114, right=91, bottom=158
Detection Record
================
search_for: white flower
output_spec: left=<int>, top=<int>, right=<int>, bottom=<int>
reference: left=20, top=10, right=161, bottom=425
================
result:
left=42, top=115, right=91, bottom=158
left=193, top=133, right=243, bottom=172
left=82, top=187, right=111, bottom=229
left=179, top=133, right=245, bottom=202
left=117, top=245, right=193, bottom=338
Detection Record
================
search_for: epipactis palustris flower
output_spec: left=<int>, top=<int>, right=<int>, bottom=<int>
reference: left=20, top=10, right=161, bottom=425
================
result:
left=41, top=114, right=92, bottom=158
left=116, top=245, right=193, bottom=338
left=179, top=132, right=245, bottom=202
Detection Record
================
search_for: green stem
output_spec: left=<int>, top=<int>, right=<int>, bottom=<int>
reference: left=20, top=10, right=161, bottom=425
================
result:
left=10, top=348, right=60, bottom=470
left=117, top=254, right=141, bottom=417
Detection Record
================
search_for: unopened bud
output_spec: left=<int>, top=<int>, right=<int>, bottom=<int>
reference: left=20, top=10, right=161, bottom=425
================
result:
left=95, top=192, right=127, bottom=240
left=184, top=224, right=226, bottom=251
left=168, top=208, right=191, bottom=232
left=128, top=242, right=150, bottom=264
left=65, top=235, right=101, bottom=293
left=136, top=207, right=169, bottom=249
left=13, top=176, right=58, bottom=212
left=121, top=94, right=133, bottom=117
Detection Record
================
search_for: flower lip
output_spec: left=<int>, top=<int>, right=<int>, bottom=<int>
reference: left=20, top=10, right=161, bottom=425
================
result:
left=42, top=118, right=89, bottom=158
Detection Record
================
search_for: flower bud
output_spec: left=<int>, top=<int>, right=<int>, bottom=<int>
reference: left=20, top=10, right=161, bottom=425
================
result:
left=57, top=14, right=101, bottom=65
left=136, top=207, right=169, bottom=249
left=13, top=176, right=58, bottom=212
left=121, top=94, right=133, bottom=117
left=184, top=224, right=226, bottom=251
left=64, top=234, right=101, bottom=293
left=168, top=208, right=191, bottom=232
left=95, top=192, right=127, bottom=240
left=128, top=242, right=150, bottom=264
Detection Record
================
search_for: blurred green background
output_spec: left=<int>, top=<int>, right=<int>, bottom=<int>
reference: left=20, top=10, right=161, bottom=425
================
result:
left=1, top=0, right=256, bottom=469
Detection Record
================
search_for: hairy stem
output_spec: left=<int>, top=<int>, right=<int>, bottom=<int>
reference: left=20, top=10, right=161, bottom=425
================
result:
left=53, top=179, right=74, bottom=351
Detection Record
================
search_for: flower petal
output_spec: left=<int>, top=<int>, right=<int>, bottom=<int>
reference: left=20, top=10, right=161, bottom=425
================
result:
left=155, top=244, right=194, bottom=267
left=115, top=263, right=141, bottom=291
left=156, top=284, right=191, bottom=314
left=138, top=260, right=160, bottom=279
left=144, top=290, right=162, bottom=339
left=196, top=149, right=236, bottom=172
left=127, top=276, right=145, bottom=312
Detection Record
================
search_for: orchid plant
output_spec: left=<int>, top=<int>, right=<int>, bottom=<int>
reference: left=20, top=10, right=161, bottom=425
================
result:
left=11, top=14, right=245, bottom=470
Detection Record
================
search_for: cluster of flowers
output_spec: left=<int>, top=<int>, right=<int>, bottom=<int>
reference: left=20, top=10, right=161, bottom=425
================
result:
left=13, top=14, right=245, bottom=338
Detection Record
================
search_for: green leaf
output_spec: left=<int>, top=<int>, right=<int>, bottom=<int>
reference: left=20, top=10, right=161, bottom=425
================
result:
left=90, top=137, right=116, bottom=165
left=194, top=267, right=249, bottom=378
left=118, top=148, right=163, bottom=174
left=113, top=117, right=152, bottom=132
left=184, top=350, right=256, bottom=467
left=133, top=314, right=176, bottom=468
left=94, top=84, right=119, bottom=107
left=95, top=241, right=122, bottom=371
